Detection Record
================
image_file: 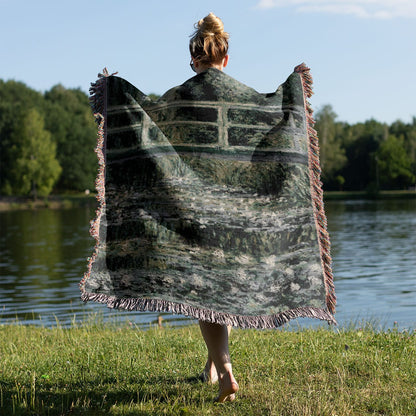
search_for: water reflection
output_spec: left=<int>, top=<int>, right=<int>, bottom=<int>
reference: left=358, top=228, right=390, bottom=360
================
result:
left=325, top=199, right=416, bottom=329
left=0, top=206, right=189, bottom=327
left=0, top=199, right=415, bottom=329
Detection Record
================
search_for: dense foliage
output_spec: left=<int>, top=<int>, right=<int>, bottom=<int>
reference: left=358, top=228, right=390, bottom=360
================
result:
left=0, top=80, right=97, bottom=197
left=0, top=79, right=415, bottom=197
left=315, top=105, right=416, bottom=191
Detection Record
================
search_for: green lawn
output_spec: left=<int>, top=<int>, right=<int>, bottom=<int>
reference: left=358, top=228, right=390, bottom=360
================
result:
left=0, top=320, right=415, bottom=415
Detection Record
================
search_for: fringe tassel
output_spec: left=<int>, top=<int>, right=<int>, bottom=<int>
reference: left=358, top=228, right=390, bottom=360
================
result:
left=88, top=68, right=118, bottom=116
left=294, top=63, right=337, bottom=315
left=80, top=291, right=337, bottom=329
left=79, top=69, right=112, bottom=293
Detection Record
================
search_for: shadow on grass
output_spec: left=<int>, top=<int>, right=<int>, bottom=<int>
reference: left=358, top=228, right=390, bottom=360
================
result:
left=1, top=374, right=209, bottom=416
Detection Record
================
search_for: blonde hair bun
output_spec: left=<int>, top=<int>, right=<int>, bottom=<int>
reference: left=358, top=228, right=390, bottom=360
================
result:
left=189, top=13, right=229, bottom=65
left=197, top=12, right=228, bottom=37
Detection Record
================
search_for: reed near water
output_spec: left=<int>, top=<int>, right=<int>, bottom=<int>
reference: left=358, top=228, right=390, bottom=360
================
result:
left=0, top=319, right=414, bottom=415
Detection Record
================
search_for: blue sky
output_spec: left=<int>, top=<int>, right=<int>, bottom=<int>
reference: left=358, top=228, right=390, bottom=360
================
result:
left=1, top=0, right=415, bottom=124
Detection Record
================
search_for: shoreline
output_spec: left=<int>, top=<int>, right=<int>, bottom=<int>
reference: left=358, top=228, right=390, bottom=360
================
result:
left=0, top=190, right=415, bottom=211
left=323, top=190, right=416, bottom=200
left=0, top=194, right=98, bottom=211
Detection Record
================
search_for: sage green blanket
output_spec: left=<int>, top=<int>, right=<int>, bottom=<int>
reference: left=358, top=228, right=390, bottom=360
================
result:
left=80, top=64, right=336, bottom=328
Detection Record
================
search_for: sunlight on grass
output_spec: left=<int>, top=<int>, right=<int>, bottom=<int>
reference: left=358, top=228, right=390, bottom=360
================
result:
left=0, top=317, right=415, bottom=415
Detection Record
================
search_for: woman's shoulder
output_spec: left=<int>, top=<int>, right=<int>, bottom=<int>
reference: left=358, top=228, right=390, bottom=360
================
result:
left=159, top=68, right=271, bottom=104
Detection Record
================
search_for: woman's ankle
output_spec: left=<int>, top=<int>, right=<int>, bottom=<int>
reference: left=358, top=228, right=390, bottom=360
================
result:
left=202, top=359, right=218, bottom=383
left=215, top=371, right=239, bottom=403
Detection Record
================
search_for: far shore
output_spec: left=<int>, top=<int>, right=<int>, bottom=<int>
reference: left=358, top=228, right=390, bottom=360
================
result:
left=0, top=194, right=98, bottom=211
left=0, top=190, right=415, bottom=211
left=323, top=189, right=416, bottom=200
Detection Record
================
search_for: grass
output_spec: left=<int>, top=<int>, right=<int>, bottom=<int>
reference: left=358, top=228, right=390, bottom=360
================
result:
left=0, top=320, right=415, bottom=416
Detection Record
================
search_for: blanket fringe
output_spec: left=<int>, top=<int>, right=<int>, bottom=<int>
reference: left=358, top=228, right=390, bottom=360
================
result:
left=79, top=69, right=111, bottom=293
left=295, top=63, right=336, bottom=315
left=81, top=291, right=337, bottom=329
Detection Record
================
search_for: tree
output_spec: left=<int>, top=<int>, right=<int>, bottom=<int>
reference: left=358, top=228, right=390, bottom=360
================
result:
left=44, top=85, right=97, bottom=191
left=341, top=119, right=388, bottom=191
left=0, top=103, right=19, bottom=194
left=10, top=108, right=62, bottom=197
left=147, top=93, right=161, bottom=101
left=0, top=79, right=44, bottom=109
left=390, top=117, right=416, bottom=180
left=376, top=135, right=415, bottom=189
left=314, top=105, right=347, bottom=188
left=0, top=80, right=46, bottom=194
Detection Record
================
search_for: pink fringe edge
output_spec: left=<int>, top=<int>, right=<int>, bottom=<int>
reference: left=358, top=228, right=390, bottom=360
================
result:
left=79, top=69, right=110, bottom=293
left=80, top=292, right=337, bottom=328
left=294, top=63, right=337, bottom=315
left=79, top=66, right=337, bottom=328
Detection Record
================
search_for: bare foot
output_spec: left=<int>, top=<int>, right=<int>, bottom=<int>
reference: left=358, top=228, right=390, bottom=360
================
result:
left=215, top=372, right=239, bottom=403
left=200, top=358, right=218, bottom=384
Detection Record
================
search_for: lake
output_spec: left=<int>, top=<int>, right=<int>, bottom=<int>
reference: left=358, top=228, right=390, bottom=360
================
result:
left=0, top=198, right=415, bottom=330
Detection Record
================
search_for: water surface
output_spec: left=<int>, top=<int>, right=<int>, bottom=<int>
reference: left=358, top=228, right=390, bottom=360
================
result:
left=0, top=199, right=415, bottom=329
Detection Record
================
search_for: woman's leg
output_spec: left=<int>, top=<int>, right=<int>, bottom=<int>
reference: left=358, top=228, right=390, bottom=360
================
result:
left=199, top=321, right=239, bottom=402
left=201, top=353, right=218, bottom=383
left=201, top=325, right=231, bottom=384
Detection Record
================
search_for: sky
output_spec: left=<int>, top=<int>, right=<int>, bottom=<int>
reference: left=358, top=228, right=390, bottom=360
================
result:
left=1, top=0, right=415, bottom=125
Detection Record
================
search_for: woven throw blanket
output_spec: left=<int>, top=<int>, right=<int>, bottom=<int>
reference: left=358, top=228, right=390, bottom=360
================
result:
left=80, top=64, right=336, bottom=328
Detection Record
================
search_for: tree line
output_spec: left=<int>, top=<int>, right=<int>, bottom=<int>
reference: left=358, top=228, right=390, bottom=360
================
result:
left=0, top=80, right=415, bottom=197
left=0, top=80, right=97, bottom=198
left=315, top=105, right=415, bottom=191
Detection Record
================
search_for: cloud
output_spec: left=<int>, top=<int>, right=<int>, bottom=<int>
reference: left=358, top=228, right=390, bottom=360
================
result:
left=256, top=0, right=416, bottom=19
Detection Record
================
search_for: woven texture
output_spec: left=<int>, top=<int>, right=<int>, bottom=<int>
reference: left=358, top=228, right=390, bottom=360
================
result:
left=80, top=65, right=336, bottom=328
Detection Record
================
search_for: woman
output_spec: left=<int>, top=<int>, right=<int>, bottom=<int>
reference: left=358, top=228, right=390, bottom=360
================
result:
left=83, top=11, right=336, bottom=406
left=188, top=12, right=239, bottom=404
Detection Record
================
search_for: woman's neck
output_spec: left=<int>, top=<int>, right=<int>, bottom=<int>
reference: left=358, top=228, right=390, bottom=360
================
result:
left=195, top=62, right=224, bottom=74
